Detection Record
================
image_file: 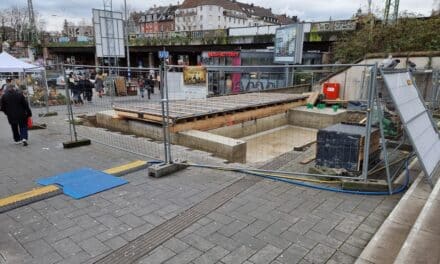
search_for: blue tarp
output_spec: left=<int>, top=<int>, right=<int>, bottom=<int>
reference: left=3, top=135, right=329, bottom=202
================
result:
left=37, top=168, right=128, bottom=199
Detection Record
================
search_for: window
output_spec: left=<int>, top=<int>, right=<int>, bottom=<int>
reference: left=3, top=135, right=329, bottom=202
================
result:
left=200, top=15, right=203, bottom=20
left=229, top=17, right=231, bottom=22
left=200, top=25, right=203, bottom=29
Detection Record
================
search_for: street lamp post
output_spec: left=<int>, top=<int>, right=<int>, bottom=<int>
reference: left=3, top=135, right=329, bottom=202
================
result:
left=124, top=0, right=131, bottom=80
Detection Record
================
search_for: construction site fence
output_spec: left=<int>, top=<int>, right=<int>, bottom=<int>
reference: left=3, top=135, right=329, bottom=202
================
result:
left=163, top=63, right=431, bottom=194
left=20, top=63, right=440, bottom=193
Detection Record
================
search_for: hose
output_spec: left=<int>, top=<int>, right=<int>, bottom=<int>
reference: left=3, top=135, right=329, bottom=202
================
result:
left=179, top=158, right=412, bottom=195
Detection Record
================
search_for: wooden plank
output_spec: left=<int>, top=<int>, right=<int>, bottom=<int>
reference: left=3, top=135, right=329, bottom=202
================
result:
left=115, top=111, right=165, bottom=123
left=294, top=141, right=317, bottom=151
left=303, top=91, right=320, bottom=105
left=115, top=93, right=307, bottom=124
left=170, top=99, right=306, bottom=133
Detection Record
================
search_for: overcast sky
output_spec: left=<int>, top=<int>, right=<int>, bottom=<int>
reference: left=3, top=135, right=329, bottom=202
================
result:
left=0, top=0, right=437, bottom=31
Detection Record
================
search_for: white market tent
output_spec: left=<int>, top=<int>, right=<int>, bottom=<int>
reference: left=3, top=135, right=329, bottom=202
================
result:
left=0, top=51, right=43, bottom=72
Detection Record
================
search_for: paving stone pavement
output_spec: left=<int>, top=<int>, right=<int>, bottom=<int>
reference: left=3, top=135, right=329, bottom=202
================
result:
left=0, top=114, right=402, bottom=264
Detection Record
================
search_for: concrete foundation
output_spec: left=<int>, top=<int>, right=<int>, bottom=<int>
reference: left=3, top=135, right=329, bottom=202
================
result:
left=177, top=130, right=247, bottom=163
left=288, top=106, right=348, bottom=129
left=209, top=113, right=288, bottom=139
left=96, top=110, right=171, bottom=142
left=148, top=161, right=188, bottom=178
left=240, top=125, right=317, bottom=163
left=95, top=106, right=349, bottom=164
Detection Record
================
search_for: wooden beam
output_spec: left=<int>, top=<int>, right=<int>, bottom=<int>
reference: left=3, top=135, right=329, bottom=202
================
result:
left=170, top=99, right=306, bottom=133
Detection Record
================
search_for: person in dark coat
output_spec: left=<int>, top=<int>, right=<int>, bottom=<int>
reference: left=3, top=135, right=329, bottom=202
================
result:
left=146, top=75, right=154, bottom=100
left=0, top=82, right=32, bottom=146
left=78, top=75, right=94, bottom=102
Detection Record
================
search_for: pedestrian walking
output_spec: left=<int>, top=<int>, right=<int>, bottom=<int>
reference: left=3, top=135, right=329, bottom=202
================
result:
left=95, top=71, right=104, bottom=98
left=138, top=75, right=146, bottom=99
left=68, top=73, right=82, bottom=106
left=0, top=78, right=15, bottom=108
left=146, top=75, right=154, bottom=100
left=0, top=80, right=32, bottom=146
left=82, top=75, right=94, bottom=102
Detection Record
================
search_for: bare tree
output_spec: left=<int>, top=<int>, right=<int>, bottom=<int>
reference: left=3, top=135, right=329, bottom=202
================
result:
left=0, top=5, right=29, bottom=41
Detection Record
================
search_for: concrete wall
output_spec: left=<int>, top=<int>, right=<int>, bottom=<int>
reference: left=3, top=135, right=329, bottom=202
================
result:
left=320, top=56, right=440, bottom=100
left=96, top=110, right=131, bottom=134
left=288, top=106, right=348, bottom=129
left=177, top=130, right=247, bottom=163
left=208, top=113, right=289, bottom=139
left=96, top=110, right=170, bottom=142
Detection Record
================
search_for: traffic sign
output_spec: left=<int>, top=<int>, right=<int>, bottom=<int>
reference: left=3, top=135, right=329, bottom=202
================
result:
left=159, top=51, right=169, bottom=59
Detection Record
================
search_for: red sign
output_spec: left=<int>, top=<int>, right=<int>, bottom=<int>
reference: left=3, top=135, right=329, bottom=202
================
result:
left=207, top=51, right=239, bottom=58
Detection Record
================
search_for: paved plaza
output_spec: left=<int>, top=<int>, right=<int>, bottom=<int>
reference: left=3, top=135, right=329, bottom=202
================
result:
left=0, top=114, right=401, bottom=264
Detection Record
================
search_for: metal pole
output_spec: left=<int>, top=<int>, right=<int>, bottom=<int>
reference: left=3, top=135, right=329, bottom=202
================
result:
left=284, top=64, right=289, bottom=87
left=160, top=62, right=168, bottom=163
left=43, top=69, right=50, bottom=115
left=164, top=62, right=172, bottom=163
left=62, top=65, right=77, bottom=142
left=375, top=72, right=393, bottom=194
left=124, top=0, right=131, bottom=81
left=361, top=63, right=377, bottom=181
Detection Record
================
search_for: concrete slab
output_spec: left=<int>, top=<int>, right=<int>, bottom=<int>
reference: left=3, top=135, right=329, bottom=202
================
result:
left=288, top=106, right=348, bottom=129
left=148, top=162, right=189, bottom=178
left=241, top=125, right=317, bottom=163
left=208, top=113, right=288, bottom=139
left=178, top=130, right=247, bottom=163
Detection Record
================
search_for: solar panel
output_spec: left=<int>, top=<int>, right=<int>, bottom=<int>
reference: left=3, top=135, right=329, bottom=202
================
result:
left=382, top=70, right=440, bottom=183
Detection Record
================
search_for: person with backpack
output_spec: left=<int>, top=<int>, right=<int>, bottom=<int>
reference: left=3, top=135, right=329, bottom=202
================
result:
left=1, top=81, right=32, bottom=146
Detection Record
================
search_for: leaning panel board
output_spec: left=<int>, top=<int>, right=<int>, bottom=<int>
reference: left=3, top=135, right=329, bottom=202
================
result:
left=382, top=70, right=440, bottom=183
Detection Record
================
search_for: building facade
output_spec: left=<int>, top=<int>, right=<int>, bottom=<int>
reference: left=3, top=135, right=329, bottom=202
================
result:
left=175, top=0, right=285, bottom=32
left=62, top=21, right=94, bottom=38
left=139, top=5, right=178, bottom=33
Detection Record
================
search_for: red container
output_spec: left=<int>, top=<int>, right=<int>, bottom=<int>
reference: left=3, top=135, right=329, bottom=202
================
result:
left=323, top=83, right=340, bottom=100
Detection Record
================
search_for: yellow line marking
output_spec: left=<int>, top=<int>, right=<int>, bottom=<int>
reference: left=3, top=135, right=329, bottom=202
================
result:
left=0, top=185, right=60, bottom=207
left=104, top=160, right=148, bottom=175
left=0, top=160, right=148, bottom=208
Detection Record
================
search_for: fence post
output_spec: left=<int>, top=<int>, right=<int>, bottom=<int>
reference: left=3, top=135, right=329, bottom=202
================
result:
left=160, top=63, right=169, bottom=163
left=164, top=64, right=172, bottom=163
left=62, top=65, right=75, bottom=142
left=61, top=64, right=91, bottom=148
left=361, top=63, right=378, bottom=182
left=42, top=69, right=50, bottom=115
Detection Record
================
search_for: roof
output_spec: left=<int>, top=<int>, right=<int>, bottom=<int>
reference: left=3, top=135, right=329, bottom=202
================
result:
left=276, top=14, right=297, bottom=24
left=0, top=52, right=43, bottom=73
left=180, top=0, right=242, bottom=12
left=142, top=5, right=179, bottom=22
left=237, top=2, right=274, bottom=18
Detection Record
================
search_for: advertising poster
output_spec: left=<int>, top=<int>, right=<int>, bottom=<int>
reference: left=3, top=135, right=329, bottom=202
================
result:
left=183, top=66, right=207, bottom=85
left=274, top=24, right=304, bottom=64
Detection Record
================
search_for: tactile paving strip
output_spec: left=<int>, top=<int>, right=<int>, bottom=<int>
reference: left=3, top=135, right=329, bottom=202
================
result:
left=94, top=178, right=257, bottom=264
